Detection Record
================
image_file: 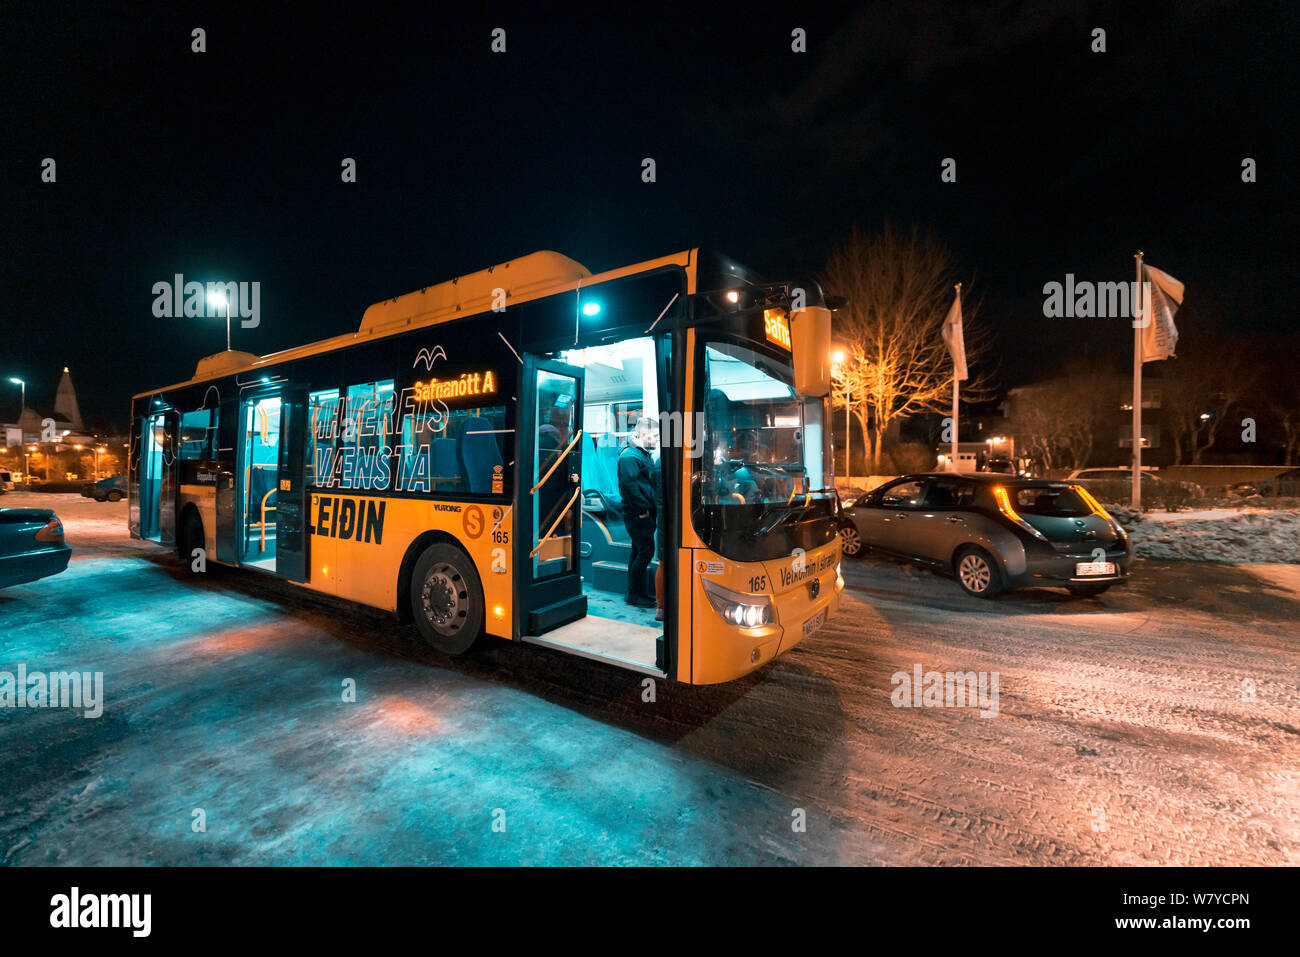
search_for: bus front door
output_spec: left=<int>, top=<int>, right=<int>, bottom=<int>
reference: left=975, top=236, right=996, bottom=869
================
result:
left=517, top=358, right=586, bottom=635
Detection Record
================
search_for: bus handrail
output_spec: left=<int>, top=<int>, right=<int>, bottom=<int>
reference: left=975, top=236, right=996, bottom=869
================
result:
left=529, top=487, right=581, bottom=558
left=530, top=429, right=583, bottom=495
left=259, top=488, right=277, bottom=552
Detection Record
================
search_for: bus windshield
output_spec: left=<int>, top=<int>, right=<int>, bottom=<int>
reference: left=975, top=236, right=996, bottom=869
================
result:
left=692, top=339, right=836, bottom=560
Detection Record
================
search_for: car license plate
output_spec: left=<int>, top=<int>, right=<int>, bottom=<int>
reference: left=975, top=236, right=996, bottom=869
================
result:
left=802, top=609, right=826, bottom=639
left=1075, top=561, right=1115, bottom=576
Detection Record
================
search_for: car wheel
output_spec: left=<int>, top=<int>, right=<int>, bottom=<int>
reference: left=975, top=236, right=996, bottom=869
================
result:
left=106, top=489, right=123, bottom=502
left=1067, top=583, right=1111, bottom=598
left=411, top=542, right=484, bottom=655
left=93, top=494, right=106, bottom=502
left=955, top=546, right=1004, bottom=599
left=838, top=522, right=865, bottom=559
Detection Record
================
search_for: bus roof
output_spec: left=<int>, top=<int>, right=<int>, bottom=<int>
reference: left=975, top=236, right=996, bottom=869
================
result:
left=134, top=248, right=698, bottom=399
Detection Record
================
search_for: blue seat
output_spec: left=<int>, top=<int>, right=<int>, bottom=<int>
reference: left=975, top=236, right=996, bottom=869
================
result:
left=459, top=417, right=504, bottom=493
left=431, top=436, right=460, bottom=486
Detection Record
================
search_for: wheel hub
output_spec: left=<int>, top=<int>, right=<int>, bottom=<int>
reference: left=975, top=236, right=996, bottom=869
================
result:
left=421, top=563, right=466, bottom=635
left=960, top=555, right=990, bottom=592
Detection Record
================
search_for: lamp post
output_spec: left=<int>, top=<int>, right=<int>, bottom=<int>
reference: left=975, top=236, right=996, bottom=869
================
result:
left=832, top=348, right=849, bottom=482
left=7, top=377, right=23, bottom=439
left=95, top=445, right=105, bottom=480
left=208, top=290, right=232, bottom=351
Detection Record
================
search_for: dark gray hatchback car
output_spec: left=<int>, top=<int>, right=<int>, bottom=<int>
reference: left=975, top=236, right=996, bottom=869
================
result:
left=839, top=473, right=1132, bottom=598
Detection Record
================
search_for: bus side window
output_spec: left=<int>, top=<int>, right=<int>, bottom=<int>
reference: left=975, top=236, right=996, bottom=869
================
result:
left=308, top=389, right=341, bottom=487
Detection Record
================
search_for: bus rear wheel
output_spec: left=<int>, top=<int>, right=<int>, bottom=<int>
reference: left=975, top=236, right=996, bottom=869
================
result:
left=411, top=543, right=484, bottom=655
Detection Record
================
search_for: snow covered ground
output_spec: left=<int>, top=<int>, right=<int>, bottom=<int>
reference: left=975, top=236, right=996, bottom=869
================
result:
left=1113, top=507, right=1300, bottom=564
left=3, top=492, right=1298, bottom=865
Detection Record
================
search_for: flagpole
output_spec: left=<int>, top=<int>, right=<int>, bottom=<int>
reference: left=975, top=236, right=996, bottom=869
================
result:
left=1132, top=251, right=1144, bottom=510
left=951, top=282, right=961, bottom=472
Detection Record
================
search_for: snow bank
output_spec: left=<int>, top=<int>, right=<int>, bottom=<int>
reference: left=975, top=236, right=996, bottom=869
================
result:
left=1113, top=508, right=1300, bottom=564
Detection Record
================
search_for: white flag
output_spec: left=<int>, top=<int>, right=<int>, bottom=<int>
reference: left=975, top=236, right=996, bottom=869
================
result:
left=1139, top=263, right=1183, bottom=362
left=941, top=291, right=967, bottom=380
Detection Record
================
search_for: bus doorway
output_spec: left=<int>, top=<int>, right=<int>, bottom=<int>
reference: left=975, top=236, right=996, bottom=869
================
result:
left=232, top=387, right=308, bottom=580
left=136, top=410, right=177, bottom=543
left=239, top=394, right=282, bottom=570
left=517, top=337, right=668, bottom=676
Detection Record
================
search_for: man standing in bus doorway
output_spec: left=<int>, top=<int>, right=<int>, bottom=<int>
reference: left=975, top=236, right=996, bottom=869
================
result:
left=618, top=416, right=659, bottom=608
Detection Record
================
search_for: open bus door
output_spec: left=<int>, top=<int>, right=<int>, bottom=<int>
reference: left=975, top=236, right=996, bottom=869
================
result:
left=517, top=357, right=586, bottom=635
left=232, top=386, right=309, bottom=580
left=132, top=408, right=179, bottom=545
left=274, top=385, right=309, bottom=582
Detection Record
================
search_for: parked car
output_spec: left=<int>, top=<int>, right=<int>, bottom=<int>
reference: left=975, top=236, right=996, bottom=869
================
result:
left=1066, top=467, right=1201, bottom=501
left=981, top=458, right=1017, bottom=475
left=0, top=468, right=13, bottom=492
left=81, top=475, right=126, bottom=502
left=1230, top=467, right=1300, bottom=498
left=838, top=473, right=1131, bottom=598
left=0, top=507, right=72, bottom=589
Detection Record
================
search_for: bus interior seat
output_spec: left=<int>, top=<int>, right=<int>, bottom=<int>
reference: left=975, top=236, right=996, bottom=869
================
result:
left=459, top=417, right=503, bottom=493
left=431, top=435, right=460, bottom=485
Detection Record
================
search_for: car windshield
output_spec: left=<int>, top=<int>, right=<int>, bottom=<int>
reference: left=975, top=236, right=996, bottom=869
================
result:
left=1012, top=485, right=1093, bottom=517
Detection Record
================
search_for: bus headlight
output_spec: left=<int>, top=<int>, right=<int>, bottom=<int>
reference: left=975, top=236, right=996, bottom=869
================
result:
left=701, top=577, right=773, bottom=629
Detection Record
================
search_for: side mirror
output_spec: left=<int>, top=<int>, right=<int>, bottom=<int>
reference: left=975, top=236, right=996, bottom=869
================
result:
left=790, top=305, right=832, bottom=397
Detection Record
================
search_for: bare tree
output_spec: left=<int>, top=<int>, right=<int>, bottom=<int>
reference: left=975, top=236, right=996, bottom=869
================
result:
left=822, top=224, right=993, bottom=469
left=1006, top=375, right=1107, bottom=472
left=1259, top=334, right=1300, bottom=465
left=1159, top=334, right=1250, bottom=464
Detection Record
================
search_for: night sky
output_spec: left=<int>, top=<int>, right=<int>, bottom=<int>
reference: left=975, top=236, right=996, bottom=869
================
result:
left=2, top=1, right=1294, bottom=429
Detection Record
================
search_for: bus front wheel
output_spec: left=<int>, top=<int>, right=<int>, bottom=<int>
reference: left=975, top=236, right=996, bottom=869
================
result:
left=411, top=543, right=484, bottom=655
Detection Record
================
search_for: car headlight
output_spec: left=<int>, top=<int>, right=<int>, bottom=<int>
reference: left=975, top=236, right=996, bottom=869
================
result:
left=836, top=561, right=844, bottom=589
left=701, top=577, right=773, bottom=628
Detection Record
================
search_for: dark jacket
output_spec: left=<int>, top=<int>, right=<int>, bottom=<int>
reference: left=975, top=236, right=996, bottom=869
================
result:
left=618, top=444, right=657, bottom=515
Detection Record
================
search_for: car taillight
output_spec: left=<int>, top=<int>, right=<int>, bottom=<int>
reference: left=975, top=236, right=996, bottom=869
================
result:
left=993, top=486, right=1048, bottom=541
left=1073, top=485, right=1113, bottom=522
left=35, top=518, right=64, bottom=542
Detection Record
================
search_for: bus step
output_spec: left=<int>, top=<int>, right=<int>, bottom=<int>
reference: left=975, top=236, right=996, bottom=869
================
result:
left=590, top=560, right=658, bottom=594
left=526, top=594, right=588, bottom=637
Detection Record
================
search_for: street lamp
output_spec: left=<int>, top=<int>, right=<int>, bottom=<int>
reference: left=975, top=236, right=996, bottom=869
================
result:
left=831, top=348, right=850, bottom=481
left=207, top=290, right=232, bottom=351
left=95, top=446, right=106, bottom=480
left=7, top=377, right=23, bottom=435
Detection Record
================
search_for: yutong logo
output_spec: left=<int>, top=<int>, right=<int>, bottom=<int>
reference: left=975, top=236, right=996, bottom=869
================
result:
left=310, top=495, right=386, bottom=543
left=50, top=887, right=151, bottom=937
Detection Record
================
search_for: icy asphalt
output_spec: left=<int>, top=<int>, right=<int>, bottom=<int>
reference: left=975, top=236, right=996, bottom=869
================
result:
left=1, top=494, right=1296, bottom=865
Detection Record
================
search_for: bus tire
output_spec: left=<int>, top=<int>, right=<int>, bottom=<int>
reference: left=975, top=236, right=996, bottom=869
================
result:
left=411, top=542, right=484, bottom=655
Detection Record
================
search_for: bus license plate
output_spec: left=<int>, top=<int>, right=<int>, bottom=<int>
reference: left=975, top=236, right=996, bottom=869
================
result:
left=1076, top=561, right=1115, bottom=576
left=802, top=609, right=826, bottom=639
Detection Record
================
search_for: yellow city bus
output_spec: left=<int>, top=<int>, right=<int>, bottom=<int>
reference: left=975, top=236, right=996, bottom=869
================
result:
left=129, top=249, right=843, bottom=683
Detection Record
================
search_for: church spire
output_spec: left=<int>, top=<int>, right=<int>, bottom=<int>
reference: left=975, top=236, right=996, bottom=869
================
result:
left=55, top=366, right=84, bottom=431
